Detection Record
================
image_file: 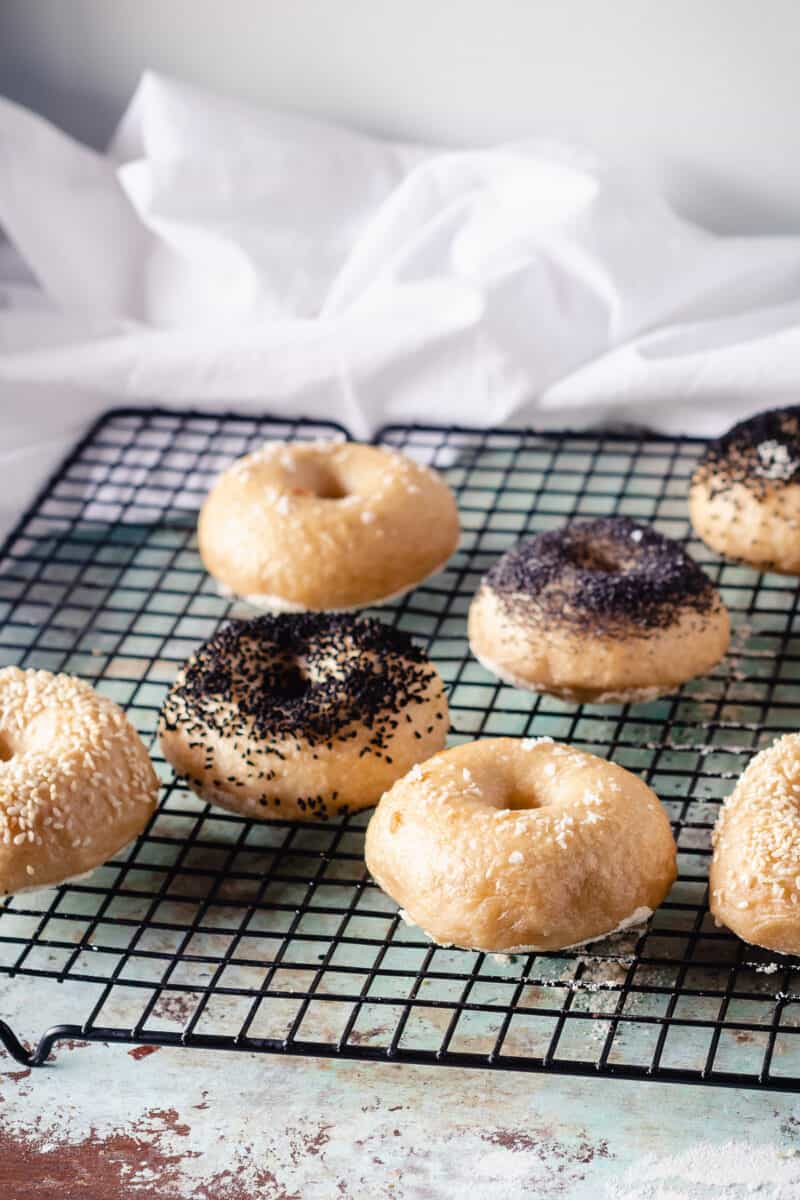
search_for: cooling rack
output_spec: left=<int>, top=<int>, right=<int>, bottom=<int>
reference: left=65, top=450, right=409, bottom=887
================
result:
left=1, top=407, right=800, bottom=1091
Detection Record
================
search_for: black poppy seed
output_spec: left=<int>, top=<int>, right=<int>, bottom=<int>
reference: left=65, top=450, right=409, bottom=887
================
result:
left=485, top=515, right=718, bottom=636
left=159, top=613, right=442, bottom=813
left=159, top=609, right=438, bottom=748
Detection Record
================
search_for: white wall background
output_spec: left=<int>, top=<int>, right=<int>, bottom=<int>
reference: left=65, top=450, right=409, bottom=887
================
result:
left=0, top=0, right=798, bottom=234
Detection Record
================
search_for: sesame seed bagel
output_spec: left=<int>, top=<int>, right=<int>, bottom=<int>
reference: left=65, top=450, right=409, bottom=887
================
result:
left=690, top=406, right=800, bottom=574
left=0, top=667, right=158, bottom=896
left=468, top=517, right=730, bottom=703
left=710, top=734, right=800, bottom=954
left=365, top=737, right=677, bottom=953
left=198, top=440, right=460, bottom=611
left=159, top=613, right=449, bottom=821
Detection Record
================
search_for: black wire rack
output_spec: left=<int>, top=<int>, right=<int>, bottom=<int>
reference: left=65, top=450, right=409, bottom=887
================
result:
left=1, top=407, right=800, bottom=1090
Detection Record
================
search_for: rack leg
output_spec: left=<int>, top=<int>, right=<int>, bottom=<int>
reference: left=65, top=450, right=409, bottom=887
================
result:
left=0, top=1020, right=83, bottom=1067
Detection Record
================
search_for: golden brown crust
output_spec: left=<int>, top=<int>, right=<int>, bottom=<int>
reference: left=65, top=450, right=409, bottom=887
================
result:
left=689, top=476, right=800, bottom=575
left=690, top=406, right=800, bottom=574
left=365, top=737, right=677, bottom=952
left=468, top=584, right=730, bottom=703
left=710, top=733, right=800, bottom=954
left=468, top=518, right=729, bottom=703
left=0, top=667, right=158, bottom=895
left=198, top=441, right=460, bottom=610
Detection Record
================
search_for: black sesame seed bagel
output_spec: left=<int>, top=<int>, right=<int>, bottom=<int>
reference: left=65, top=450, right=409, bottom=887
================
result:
left=158, top=613, right=449, bottom=821
left=468, top=517, right=730, bottom=704
left=199, top=440, right=460, bottom=611
left=690, top=406, right=800, bottom=574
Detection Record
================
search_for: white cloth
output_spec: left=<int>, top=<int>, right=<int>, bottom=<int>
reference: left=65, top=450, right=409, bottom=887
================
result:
left=3, top=70, right=800, bottom=538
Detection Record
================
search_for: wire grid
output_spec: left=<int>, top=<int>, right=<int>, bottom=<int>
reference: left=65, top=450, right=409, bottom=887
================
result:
left=1, top=408, right=800, bottom=1089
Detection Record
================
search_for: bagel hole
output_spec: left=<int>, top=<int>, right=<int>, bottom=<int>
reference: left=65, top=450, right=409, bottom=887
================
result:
left=505, top=787, right=541, bottom=811
left=287, top=459, right=348, bottom=501
left=567, top=542, right=621, bottom=574
left=0, top=732, right=13, bottom=762
left=274, top=656, right=313, bottom=700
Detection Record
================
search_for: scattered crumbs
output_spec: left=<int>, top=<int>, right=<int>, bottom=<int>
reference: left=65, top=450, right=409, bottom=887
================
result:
left=508, top=851, right=524, bottom=865
left=644, top=740, right=754, bottom=756
left=611, top=1137, right=800, bottom=1195
left=522, top=976, right=622, bottom=993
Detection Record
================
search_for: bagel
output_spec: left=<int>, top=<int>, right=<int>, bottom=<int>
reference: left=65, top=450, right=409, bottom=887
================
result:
left=198, top=440, right=460, bottom=610
left=365, top=736, right=677, bottom=952
left=690, top=405, right=800, bottom=574
left=159, top=612, right=449, bottom=821
left=468, top=516, right=729, bottom=703
left=710, top=733, right=800, bottom=954
left=0, top=667, right=158, bottom=895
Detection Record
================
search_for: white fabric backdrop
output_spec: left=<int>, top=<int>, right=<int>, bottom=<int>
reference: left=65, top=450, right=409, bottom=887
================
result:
left=3, top=71, right=800, bottom=538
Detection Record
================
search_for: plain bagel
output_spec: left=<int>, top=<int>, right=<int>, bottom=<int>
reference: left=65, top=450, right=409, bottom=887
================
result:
left=198, top=439, right=460, bottom=610
left=365, top=736, right=677, bottom=953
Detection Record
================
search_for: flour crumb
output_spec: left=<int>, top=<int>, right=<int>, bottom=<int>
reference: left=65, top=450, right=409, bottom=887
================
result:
left=521, top=736, right=554, bottom=751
